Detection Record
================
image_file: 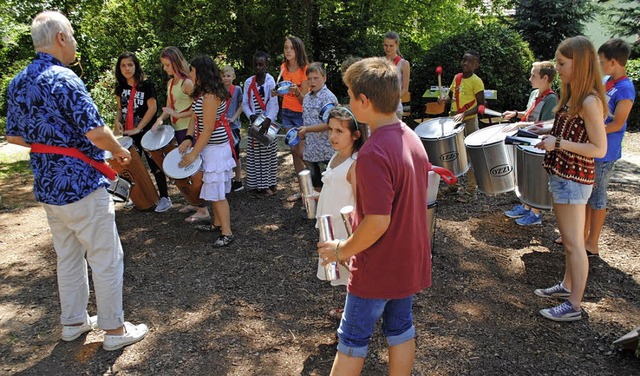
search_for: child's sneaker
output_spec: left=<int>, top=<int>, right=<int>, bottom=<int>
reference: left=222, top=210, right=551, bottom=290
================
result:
left=515, top=210, right=542, bottom=226
left=504, top=204, right=529, bottom=218
left=534, top=283, right=571, bottom=299
left=539, top=301, right=582, bottom=322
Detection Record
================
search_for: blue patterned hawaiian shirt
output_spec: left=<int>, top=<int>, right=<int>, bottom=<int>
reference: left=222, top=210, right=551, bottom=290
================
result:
left=6, top=52, right=109, bottom=205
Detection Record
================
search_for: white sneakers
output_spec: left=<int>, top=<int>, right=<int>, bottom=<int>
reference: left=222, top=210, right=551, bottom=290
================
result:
left=61, top=317, right=148, bottom=351
left=155, top=197, right=172, bottom=212
left=103, top=322, right=149, bottom=351
left=61, top=315, right=97, bottom=341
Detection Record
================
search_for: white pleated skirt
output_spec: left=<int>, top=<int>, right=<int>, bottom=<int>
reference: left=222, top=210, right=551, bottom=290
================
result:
left=199, top=143, right=236, bottom=201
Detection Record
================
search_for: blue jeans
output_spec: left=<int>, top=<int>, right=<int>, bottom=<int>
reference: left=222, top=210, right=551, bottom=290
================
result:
left=336, top=293, right=415, bottom=358
left=548, top=174, right=593, bottom=205
left=587, top=160, right=615, bottom=209
left=281, top=108, right=303, bottom=130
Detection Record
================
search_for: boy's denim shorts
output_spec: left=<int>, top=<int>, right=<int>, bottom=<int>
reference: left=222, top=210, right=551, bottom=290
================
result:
left=336, top=293, right=415, bottom=358
left=281, top=108, right=303, bottom=130
left=587, top=161, right=616, bottom=210
left=548, top=174, right=593, bottom=205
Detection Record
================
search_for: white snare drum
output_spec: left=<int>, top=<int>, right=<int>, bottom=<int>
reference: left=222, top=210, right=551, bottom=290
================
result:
left=162, top=148, right=205, bottom=206
left=464, top=123, right=519, bottom=195
left=414, top=117, right=469, bottom=177
left=141, top=125, right=177, bottom=168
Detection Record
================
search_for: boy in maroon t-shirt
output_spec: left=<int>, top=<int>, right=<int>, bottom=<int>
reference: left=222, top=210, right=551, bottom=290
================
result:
left=318, top=57, right=431, bottom=375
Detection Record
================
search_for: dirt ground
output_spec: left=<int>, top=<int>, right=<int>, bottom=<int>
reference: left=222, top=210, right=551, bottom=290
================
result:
left=1, top=132, right=639, bottom=376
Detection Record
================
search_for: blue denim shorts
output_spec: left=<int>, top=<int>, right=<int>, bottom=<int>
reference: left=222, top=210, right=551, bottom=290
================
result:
left=587, top=160, right=616, bottom=209
left=281, top=108, right=303, bottom=130
left=548, top=174, right=593, bottom=205
left=336, top=293, right=415, bottom=358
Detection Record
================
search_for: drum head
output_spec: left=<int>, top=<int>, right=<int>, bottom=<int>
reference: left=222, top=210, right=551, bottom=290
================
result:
left=118, top=136, right=133, bottom=150
left=141, top=125, right=175, bottom=151
left=414, top=117, right=462, bottom=139
left=319, top=103, right=336, bottom=123
left=464, top=123, right=519, bottom=147
left=276, top=81, right=293, bottom=95
left=517, top=144, right=546, bottom=155
left=162, top=148, right=202, bottom=179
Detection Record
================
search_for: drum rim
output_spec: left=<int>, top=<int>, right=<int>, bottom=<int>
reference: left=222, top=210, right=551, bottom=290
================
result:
left=162, top=148, right=202, bottom=179
left=141, top=125, right=175, bottom=151
left=415, top=117, right=464, bottom=140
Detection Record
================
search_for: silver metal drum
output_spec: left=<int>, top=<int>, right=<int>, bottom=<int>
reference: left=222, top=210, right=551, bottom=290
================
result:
left=464, top=124, right=518, bottom=195
left=414, top=117, right=469, bottom=177
left=515, top=145, right=552, bottom=210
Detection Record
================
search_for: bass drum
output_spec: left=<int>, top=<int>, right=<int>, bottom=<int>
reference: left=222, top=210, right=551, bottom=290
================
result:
left=515, top=145, right=552, bottom=210
left=106, top=136, right=159, bottom=210
left=414, top=117, right=469, bottom=177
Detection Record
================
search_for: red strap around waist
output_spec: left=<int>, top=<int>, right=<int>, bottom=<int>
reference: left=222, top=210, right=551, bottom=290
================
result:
left=30, top=143, right=117, bottom=180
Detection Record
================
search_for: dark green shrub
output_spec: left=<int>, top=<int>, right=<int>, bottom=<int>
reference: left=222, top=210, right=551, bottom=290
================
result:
left=625, top=58, right=640, bottom=131
left=411, top=22, right=534, bottom=118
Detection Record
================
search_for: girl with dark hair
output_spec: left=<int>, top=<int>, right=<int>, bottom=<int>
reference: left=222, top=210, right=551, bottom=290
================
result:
left=114, top=52, right=172, bottom=212
left=178, top=55, right=236, bottom=247
left=314, top=106, right=363, bottom=318
left=275, top=36, right=310, bottom=201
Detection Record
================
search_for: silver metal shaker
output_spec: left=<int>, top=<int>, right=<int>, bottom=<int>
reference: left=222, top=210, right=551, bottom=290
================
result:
left=298, top=170, right=317, bottom=219
left=340, top=205, right=354, bottom=236
left=319, top=214, right=339, bottom=281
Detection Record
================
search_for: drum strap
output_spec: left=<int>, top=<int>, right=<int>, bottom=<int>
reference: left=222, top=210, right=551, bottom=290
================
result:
left=520, top=88, right=555, bottom=121
left=391, top=55, right=402, bottom=65
left=125, top=84, right=137, bottom=131
left=454, top=73, right=476, bottom=114
left=215, top=114, right=237, bottom=161
left=248, top=77, right=267, bottom=113
left=30, top=143, right=117, bottom=180
left=605, top=75, right=627, bottom=91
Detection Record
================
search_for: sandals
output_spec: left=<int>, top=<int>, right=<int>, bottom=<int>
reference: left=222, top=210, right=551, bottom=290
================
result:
left=213, top=234, right=236, bottom=248
left=179, top=205, right=198, bottom=213
left=264, top=188, right=277, bottom=197
left=287, top=192, right=301, bottom=202
left=185, top=214, right=211, bottom=223
left=195, top=224, right=221, bottom=232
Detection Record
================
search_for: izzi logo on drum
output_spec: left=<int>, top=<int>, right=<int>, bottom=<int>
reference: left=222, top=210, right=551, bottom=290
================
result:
left=490, top=164, right=512, bottom=176
left=440, top=152, right=458, bottom=162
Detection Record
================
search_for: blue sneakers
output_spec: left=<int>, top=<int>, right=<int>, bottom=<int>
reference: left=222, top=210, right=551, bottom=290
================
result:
left=540, top=301, right=583, bottom=322
left=504, top=204, right=529, bottom=218
left=516, top=210, right=542, bottom=226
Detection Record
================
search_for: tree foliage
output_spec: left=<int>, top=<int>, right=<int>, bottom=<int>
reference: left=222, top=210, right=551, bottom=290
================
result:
left=513, top=0, right=598, bottom=60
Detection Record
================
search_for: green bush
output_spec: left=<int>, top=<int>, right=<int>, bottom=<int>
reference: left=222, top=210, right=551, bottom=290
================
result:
left=410, top=22, right=534, bottom=119
left=625, top=58, right=640, bottom=131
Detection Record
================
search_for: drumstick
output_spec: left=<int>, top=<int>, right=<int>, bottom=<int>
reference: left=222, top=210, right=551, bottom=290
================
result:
left=436, top=66, right=443, bottom=99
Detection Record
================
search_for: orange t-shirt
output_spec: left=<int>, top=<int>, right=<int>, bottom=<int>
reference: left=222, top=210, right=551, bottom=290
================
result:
left=281, top=63, right=307, bottom=113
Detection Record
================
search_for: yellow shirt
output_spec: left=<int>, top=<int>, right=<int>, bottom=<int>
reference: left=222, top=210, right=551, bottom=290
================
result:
left=168, top=78, right=192, bottom=131
left=449, top=73, right=484, bottom=121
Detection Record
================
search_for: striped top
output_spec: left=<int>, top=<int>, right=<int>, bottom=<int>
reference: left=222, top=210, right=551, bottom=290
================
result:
left=192, top=96, right=229, bottom=145
left=543, top=105, right=595, bottom=184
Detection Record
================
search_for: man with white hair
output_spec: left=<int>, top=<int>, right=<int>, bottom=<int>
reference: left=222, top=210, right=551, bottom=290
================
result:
left=6, top=11, right=148, bottom=351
